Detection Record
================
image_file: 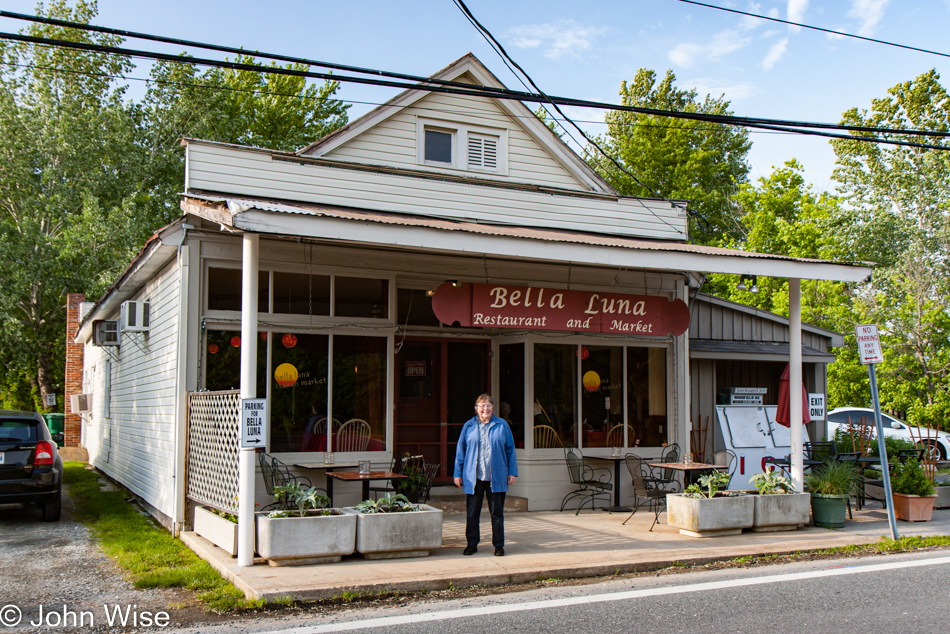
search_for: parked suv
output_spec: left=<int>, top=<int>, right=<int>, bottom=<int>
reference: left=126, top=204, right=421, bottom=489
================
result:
left=828, top=406, right=950, bottom=461
left=0, top=411, right=64, bottom=521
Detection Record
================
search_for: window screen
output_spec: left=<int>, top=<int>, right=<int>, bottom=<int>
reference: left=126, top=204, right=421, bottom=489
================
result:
left=424, top=129, right=452, bottom=163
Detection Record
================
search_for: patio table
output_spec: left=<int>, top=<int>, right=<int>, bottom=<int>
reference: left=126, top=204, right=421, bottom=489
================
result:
left=648, top=461, right=728, bottom=487
left=325, top=470, right=408, bottom=507
left=585, top=455, right=631, bottom=513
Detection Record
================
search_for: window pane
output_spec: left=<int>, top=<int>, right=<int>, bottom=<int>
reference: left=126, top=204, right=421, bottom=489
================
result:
left=207, top=268, right=268, bottom=312
left=273, top=272, right=330, bottom=316
left=424, top=129, right=452, bottom=163
left=269, top=333, right=329, bottom=453
left=204, top=330, right=266, bottom=396
left=533, top=343, right=577, bottom=448
left=332, top=335, right=387, bottom=451
left=397, top=288, right=440, bottom=327
left=581, top=346, right=624, bottom=448
left=499, top=343, right=525, bottom=448
left=336, top=277, right=388, bottom=319
left=626, top=347, right=667, bottom=447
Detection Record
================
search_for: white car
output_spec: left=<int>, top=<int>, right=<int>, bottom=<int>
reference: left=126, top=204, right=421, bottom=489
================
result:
left=827, top=407, right=950, bottom=461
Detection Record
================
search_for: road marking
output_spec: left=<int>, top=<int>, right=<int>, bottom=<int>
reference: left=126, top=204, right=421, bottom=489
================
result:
left=260, top=555, right=950, bottom=633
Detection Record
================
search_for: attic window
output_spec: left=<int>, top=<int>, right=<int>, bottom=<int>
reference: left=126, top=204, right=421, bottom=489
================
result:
left=417, top=117, right=507, bottom=175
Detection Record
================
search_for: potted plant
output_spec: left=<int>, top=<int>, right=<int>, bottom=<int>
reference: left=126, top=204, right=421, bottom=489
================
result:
left=667, top=471, right=754, bottom=538
left=343, top=494, right=443, bottom=558
left=255, top=483, right=356, bottom=566
left=747, top=467, right=810, bottom=532
left=805, top=460, right=859, bottom=528
left=392, top=464, right=427, bottom=503
left=889, top=458, right=936, bottom=522
left=193, top=506, right=239, bottom=556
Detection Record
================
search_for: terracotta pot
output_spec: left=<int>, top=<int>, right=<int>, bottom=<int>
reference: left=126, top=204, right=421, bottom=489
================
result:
left=892, top=492, right=935, bottom=522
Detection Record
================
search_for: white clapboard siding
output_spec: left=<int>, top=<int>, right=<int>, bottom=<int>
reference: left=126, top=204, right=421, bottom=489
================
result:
left=323, top=89, right=588, bottom=190
left=83, top=259, right=181, bottom=519
left=187, top=142, right=687, bottom=241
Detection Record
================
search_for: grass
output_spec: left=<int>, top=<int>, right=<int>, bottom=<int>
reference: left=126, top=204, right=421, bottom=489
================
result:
left=63, top=462, right=263, bottom=613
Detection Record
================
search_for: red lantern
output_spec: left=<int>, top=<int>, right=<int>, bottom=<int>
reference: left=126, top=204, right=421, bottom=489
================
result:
left=208, top=344, right=219, bottom=354
left=260, top=332, right=269, bottom=341
left=231, top=336, right=241, bottom=348
left=576, top=346, right=589, bottom=359
left=282, top=333, right=298, bottom=348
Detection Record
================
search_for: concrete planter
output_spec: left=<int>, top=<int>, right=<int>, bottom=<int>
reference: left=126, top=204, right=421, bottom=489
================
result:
left=934, top=486, right=950, bottom=509
left=255, top=510, right=356, bottom=566
left=892, top=493, right=936, bottom=522
left=343, top=504, right=443, bottom=559
left=193, top=506, right=238, bottom=557
left=750, top=492, right=811, bottom=532
left=666, top=493, right=754, bottom=538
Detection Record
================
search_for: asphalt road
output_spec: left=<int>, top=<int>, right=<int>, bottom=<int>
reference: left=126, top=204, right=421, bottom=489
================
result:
left=175, top=550, right=950, bottom=634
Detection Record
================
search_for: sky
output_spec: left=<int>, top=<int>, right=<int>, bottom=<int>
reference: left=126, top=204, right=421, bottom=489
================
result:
left=1, top=0, right=949, bottom=195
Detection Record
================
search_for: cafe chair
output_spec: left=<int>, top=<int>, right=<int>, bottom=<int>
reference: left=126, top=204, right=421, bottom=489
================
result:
left=655, top=443, right=680, bottom=487
left=606, top=423, right=635, bottom=448
left=257, top=452, right=318, bottom=511
left=560, top=447, right=612, bottom=515
left=711, top=449, right=737, bottom=476
left=421, top=461, right=441, bottom=503
left=534, top=424, right=563, bottom=448
left=370, top=453, right=409, bottom=500
left=804, top=441, right=837, bottom=465
left=835, top=452, right=864, bottom=514
left=336, top=418, right=372, bottom=452
left=622, top=453, right=678, bottom=531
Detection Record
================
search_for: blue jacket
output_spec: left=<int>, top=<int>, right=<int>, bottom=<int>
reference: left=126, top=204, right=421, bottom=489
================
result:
left=453, top=415, right=518, bottom=494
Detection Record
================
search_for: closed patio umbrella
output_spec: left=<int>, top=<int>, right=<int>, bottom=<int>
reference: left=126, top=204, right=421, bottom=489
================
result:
left=775, top=363, right=808, bottom=428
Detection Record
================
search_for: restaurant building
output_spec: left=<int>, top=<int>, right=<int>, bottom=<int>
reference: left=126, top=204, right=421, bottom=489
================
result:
left=69, top=55, right=870, bottom=532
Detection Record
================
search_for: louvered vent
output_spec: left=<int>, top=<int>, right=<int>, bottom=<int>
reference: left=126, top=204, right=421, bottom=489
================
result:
left=468, top=134, right=498, bottom=170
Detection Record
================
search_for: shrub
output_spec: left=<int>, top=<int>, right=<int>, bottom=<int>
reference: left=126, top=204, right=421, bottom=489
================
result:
left=890, top=458, right=936, bottom=497
left=805, top=460, right=859, bottom=496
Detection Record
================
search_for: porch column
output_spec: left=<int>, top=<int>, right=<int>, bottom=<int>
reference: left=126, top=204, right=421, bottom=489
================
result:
left=238, top=233, right=259, bottom=567
left=789, top=278, right=804, bottom=492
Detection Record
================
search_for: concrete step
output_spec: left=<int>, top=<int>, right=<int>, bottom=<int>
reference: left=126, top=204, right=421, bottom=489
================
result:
left=425, top=491, right=528, bottom=513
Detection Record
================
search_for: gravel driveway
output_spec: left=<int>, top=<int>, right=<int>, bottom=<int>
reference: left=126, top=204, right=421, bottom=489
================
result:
left=0, top=470, right=223, bottom=632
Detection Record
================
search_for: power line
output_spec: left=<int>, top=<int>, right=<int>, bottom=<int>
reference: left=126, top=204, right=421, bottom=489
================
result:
left=2, top=11, right=950, bottom=146
left=674, top=0, right=950, bottom=59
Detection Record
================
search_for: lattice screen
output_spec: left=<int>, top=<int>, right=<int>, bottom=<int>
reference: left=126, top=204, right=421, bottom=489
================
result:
left=186, top=390, right=241, bottom=513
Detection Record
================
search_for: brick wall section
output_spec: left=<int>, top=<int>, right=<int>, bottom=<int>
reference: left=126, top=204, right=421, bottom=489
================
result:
left=65, top=293, right=85, bottom=447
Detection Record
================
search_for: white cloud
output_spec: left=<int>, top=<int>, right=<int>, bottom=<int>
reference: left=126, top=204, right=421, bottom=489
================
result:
left=848, top=0, right=890, bottom=36
left=507, top=20, right=608, bottom=60
left=761, top=37, right=788, bottom=69
left=787, top=0, right=809, bottom=31
left=668, top=29, right=751, bottom=68
left=688, top=78, right=762, bottom=103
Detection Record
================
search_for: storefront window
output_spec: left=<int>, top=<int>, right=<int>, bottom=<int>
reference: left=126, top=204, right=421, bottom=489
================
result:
left=335, top=277, right=388, bottom=319
left=626, top=347, right=667, bottom=447
left=397, top=288, right=441, bottom=327
left=269, top=334, right=329, bottom=453
left=498, top=343, right=525, bottom=448
left=207, top=268, right=269, bottom=313
left=204, top=330, right=267, bottom=395
left=272, top=272, right=330, bottom=316
left=332, top=335, right=387, bottom=450
left=533, top=343, right=577, bottom=448
left=581, top=346, right=624, bottom=448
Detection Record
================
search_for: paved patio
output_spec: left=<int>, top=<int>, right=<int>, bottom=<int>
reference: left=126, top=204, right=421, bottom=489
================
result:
left=181, top=503, right=950, bottom=601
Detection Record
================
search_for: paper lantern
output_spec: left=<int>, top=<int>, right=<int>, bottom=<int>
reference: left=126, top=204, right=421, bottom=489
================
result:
left=282, top=333, right=297, bottom=348
left=231, top=336, right=241, bottom=348
left=208, top=344, right=219, bottom=354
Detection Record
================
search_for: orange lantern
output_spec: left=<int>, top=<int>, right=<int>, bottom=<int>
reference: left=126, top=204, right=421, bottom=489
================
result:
left=208, top=343, right=219, bottom=354
left=282, top=333, right=298, bottom=348
left=231, top=336, right=241, bottom=347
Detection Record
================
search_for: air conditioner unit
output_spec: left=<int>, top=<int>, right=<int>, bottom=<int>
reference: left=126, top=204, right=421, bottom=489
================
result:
left=92, top=320, right=119, bottom=346
left=120, top=301, right=150, bottom=332
left=70, top=393, right=93, bottom=413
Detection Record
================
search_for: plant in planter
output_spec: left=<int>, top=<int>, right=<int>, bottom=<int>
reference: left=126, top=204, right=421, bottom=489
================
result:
left=746, top=467, right=810, bottom=532
left=805, top=460, right=859, bottom=528
left=255, top=484, right=356, bottom=566
left=344, top=494, right=443, bottom=558
left=889, top=458, right=937, bottom=522
left=392, top=466, right=427, bottom=503
left=669, top=471, right=753, bottom=538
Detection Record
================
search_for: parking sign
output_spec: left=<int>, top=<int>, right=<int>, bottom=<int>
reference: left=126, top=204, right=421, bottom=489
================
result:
left=855, top=324, right=884, bottom=365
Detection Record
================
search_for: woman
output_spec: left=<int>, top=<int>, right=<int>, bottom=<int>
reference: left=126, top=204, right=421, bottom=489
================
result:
left=453, top=393, right=518, bottom=556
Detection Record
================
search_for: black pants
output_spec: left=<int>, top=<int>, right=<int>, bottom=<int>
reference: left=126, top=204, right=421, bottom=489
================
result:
left=466, top=479, right=506, bottom=548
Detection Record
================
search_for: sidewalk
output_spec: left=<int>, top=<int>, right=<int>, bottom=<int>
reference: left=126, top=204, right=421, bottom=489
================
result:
left=181, top=504, right=950, bottom=602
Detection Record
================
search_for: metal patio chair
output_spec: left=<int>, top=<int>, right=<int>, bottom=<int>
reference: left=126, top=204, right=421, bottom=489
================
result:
left=560, top=447, right=612, bottom=515
left=257, top=451, right=316, bottom=511
left=622, top=453, right=678, bottom=530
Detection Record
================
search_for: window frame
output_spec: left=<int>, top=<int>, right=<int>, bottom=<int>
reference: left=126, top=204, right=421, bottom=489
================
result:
left=416, top=117, right=508, bottom=175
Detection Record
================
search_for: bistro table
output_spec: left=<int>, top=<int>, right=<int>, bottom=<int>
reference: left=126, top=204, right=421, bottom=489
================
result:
left=586, top=455, right=631, bottom=513
left=648, top=461, right=728, bottom=487
left=325, top=471, right=408, bottom=507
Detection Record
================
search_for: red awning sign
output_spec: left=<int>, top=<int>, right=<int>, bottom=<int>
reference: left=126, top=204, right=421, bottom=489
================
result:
left=431, top=282, right=689, bottom=336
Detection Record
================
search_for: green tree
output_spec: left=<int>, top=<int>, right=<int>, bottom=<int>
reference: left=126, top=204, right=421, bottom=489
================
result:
left=831, top=69, right=950, bottom=429
left=588, top=69, right=752, bottom=243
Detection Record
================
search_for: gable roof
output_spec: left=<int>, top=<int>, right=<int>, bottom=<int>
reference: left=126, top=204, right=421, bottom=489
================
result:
left=297, top=53, right=616, bottom=195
